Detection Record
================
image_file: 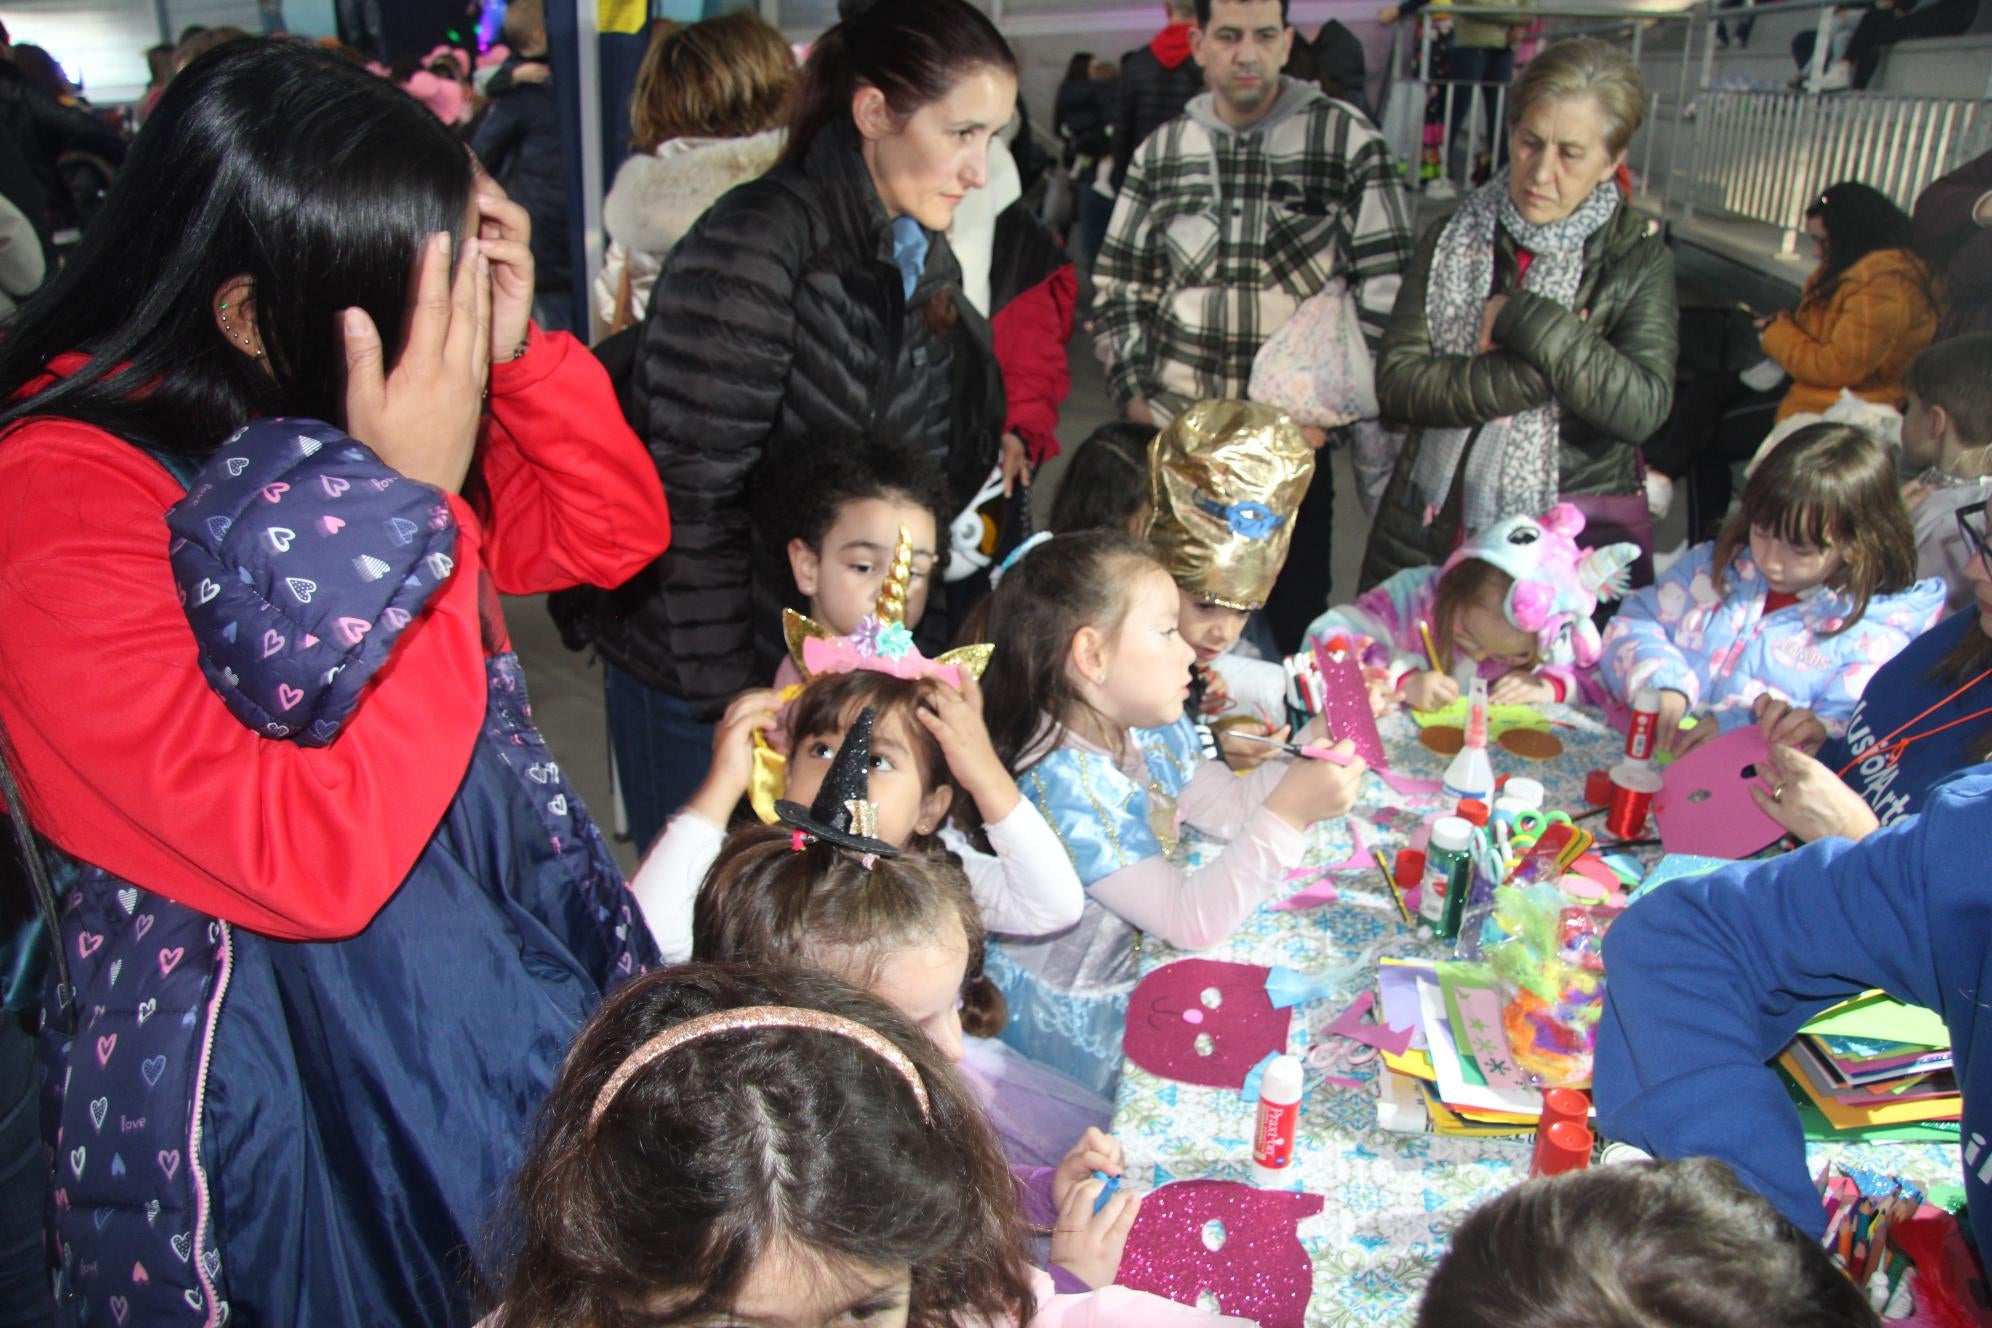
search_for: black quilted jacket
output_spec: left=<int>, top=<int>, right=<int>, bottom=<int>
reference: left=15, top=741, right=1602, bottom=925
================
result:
left=583, top=118, right=999, bottom=718
left=1111, top=44, right=1204, bottom=191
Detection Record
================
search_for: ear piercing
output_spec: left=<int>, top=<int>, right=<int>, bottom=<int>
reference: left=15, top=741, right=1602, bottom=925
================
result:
left=218, top=300, right=265, bottom=359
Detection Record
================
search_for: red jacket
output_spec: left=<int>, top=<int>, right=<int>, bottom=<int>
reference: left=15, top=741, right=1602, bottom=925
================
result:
left=0, top=328, right=668, bottom=940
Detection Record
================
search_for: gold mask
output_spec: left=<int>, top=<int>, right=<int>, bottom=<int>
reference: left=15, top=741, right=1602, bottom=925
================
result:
left=1147, top=401, right=1315, bottom=611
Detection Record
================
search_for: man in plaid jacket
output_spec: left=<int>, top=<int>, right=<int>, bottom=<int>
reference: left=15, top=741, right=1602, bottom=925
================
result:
left=1096, top=0, right=1413, bottom=434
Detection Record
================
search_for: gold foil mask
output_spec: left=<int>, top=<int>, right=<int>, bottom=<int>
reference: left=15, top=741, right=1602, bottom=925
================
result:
left=1147, top=401, right=1315, bottom=611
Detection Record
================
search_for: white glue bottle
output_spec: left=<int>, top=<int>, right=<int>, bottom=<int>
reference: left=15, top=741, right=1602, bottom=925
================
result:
left=1251, top=1054, right=1304, bottom=1185
left=1441, top=676, right=1496, bottom=805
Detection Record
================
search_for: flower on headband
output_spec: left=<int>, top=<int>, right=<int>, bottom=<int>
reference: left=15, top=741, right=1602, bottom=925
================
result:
left=851, top=616, right=885, bottom=657
left=875, top=621, right=914, bottom=660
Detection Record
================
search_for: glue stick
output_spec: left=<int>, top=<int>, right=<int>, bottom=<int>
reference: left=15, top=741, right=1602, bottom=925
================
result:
left=1626, top=689, right=1662, bottom=765
left=1251, top=1054, right=1304, bottom=1183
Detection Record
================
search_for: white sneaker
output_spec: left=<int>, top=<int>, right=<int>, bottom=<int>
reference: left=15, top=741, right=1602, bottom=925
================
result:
left=1424, top=178, right=1458, bottom=201
left=1644, top=470, right=1675, bottom=521
left=1804, top=61, right=1853, bottom=93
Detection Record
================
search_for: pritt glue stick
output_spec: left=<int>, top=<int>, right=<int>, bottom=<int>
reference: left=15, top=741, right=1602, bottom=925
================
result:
left=1251, top=1054, right=1304, bottom=1183
left=1626, top=688, right=1661, bottom=764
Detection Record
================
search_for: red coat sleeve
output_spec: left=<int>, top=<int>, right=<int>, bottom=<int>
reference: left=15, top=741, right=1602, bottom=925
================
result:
left=0, top=423, right=487, bottom=940
left=476, top=326, right=671, bottom=594
left=991, top=265, right=1077, bottom=464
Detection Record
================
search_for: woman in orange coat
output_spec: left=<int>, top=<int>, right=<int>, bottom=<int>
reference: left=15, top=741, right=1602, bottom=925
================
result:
left=1759, top=181, right=1941, bottom=422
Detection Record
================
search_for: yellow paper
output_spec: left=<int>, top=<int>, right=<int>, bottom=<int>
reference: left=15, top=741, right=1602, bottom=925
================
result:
left=597, top=0, right=647, bottom=34
left=1409, top=699, right=1550, bottom=734
left=1801, top=991, right=1949, bottom=1047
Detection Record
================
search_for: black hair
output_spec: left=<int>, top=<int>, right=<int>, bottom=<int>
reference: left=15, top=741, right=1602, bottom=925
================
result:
left=1417, top=1158, right=1880, bottom=1328
left=1063, top=53, right=1095, bottom=82
left=1804, top=182, right=1926, bottom=310
left=486, top=962, right=1036, bottom=1327
left=0, top=38, right=473, bottom=459
left=782, top=0, right=1016, bottom=167
left=1195, top=0, right=1293, bottom=26
left=11, top=45, right=73, bottom=100
left=773, top=437, right=951, bottom=563
left=1048, top=422, right=1156, bottom=536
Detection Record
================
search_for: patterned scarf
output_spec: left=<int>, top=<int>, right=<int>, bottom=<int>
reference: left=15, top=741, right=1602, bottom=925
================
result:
left=1409, top=171, right=1620, bottom=532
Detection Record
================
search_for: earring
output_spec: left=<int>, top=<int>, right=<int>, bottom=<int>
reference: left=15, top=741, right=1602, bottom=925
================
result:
left=218, top=305, right=265, bottom=359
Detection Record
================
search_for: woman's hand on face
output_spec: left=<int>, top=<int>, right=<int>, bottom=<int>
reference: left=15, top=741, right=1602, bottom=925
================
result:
left=1399, top=670, right=1460, bottom=714
left=1477, top=295, right=1508, bottom=353
left=1754, top=694, right=1829, bottom=755
left=1051, top=1178, right=1142, bottom=1291
left=1749, top=741, right=1881, bottom=844
left=473, top=175, right=534, bottom=363
left=342, top=230, right=489, bottom=494
left=1489, top=670, right=1556, bottom=705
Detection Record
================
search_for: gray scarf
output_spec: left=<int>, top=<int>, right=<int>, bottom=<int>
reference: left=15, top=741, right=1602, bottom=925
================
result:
left=1409, top=171, right=1620, bottom=532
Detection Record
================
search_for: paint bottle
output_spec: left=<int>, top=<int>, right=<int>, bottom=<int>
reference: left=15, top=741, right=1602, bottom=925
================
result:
left=1419, top=816, right=1474, bottom=936
left=1442, top=677, right=1496, bottom=805
left=1626, top=688, right=1662, bottom=765
left=1251, top=1054, right=1304, bottom=1183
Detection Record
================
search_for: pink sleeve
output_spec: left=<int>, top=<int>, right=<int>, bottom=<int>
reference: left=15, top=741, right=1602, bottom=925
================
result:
left=1086, top=807, right=1305, bottom=949
left=1021, top=1269, right=1259, bottom=1327
left=1175, top=758, right=1287, bottom=840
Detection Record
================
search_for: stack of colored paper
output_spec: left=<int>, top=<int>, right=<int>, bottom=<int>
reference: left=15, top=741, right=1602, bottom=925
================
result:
left=1778, top=992, right=1960, bottom=1142
left=1371, top=958, right=1548, bottom=1138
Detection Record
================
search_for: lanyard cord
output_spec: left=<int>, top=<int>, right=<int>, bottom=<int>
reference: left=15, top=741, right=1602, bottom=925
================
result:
left=1835, top=665, right=1992, bottom=779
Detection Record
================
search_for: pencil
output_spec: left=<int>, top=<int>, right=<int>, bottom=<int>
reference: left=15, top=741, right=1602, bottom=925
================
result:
left=1374, top=848, right=1414, bottom=927
left=1417, top=619, right=1442, bottom=672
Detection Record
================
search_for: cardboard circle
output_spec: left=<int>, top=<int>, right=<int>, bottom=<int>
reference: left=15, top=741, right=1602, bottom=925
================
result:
left=1418, top=725, right=1465, bottom=756
left=1498, top=728, right=1565, bottom=761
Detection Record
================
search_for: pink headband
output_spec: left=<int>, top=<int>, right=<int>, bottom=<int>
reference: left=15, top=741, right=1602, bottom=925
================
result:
left=587, top=1005, right=933, bottom=1132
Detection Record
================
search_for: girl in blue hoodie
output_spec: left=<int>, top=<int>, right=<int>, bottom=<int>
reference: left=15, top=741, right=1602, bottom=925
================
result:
left=1601, top=423, right=1946, bottom=754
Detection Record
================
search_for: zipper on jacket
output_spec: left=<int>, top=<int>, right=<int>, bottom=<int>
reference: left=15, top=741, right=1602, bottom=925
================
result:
left=187, top=919, right=233, bottom=1327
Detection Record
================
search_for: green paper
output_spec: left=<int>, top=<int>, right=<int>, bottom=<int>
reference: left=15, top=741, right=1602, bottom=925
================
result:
left=1409, top=700, right=1549, bottom=734
left=1435, top=962, right=1503, bottom=1088
left=1802, top=992, right=1950, bottom=1049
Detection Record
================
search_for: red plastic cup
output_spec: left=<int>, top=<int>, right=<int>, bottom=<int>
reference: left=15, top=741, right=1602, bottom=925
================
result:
left=1393, top=849, right=1426, bottom=890
left=1532, top=1120, right=1594, bottom=1177
left=1584, top=768, right=1614, bottom=807
left=1539, top=1087, right=1591, bottom=1134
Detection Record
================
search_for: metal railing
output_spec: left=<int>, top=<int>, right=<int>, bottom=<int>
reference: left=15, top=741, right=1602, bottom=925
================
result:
left=1688, top=90, right=1992, bottom=252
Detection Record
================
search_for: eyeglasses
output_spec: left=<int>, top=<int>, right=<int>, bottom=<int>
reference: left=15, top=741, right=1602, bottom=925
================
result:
left=1957, top=500, right=1992, bottom=575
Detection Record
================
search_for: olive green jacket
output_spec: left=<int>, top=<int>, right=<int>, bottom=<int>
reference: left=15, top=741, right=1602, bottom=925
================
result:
left=1359, top=203, right=1677, bottom=588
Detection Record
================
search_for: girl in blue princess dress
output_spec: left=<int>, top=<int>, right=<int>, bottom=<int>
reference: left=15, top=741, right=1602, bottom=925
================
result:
left=977, top=531, right=1367, bottom=1098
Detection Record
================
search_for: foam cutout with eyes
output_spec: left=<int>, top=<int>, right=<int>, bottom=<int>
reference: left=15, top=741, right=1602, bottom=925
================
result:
left=1652, top=725, right=1787, bottom=857
left=1123, top=959, right=1292, bottom=1089
left=1117, top=1180, right=1325, bottom=1328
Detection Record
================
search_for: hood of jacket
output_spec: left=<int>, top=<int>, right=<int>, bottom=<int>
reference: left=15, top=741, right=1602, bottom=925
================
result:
left=1150, top=21, right=1196, bottom=68
left=1185, top=77, right=1327, bottom=139
left=1804, top=245, right=1934, bottom=305
left=603, top=129, right=785, bottom=257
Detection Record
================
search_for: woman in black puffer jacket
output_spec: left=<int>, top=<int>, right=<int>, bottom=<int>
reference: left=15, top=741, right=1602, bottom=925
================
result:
left=588, top=0, right=1016, bottom=850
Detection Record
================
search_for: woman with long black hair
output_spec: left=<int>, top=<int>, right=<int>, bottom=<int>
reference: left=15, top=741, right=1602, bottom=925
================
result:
left=0, top=39, right=667, bottom=1325
left=581, top=0, right=1018, bottom=852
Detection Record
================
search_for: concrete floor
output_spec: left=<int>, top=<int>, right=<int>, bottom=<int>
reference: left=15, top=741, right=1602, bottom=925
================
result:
left=503, top=333, right=1374, bottom=876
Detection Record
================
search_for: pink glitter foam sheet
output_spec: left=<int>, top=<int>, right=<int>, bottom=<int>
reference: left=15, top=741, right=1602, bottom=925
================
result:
left=1122, top=959, right=1291, bottom=1090
left=1117, top=1181, right=1325, bottom=1328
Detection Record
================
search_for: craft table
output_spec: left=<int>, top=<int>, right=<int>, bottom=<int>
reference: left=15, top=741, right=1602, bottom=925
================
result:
left=1108, top=704, right=1956, bottom=1327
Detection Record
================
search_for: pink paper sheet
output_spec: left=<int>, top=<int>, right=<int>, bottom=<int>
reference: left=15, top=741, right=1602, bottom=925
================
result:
left=1376, top=768, right=1445, bottom=798
left=1653, top=726, right=1787, bottom=858
left=1323, top=990, right=1417, bottom=1058
left=1270, top=822, right=1369, bottom=911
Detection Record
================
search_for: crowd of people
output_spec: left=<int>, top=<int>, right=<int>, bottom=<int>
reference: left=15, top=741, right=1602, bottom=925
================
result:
left=0, top=0, right=1990, bottom=1324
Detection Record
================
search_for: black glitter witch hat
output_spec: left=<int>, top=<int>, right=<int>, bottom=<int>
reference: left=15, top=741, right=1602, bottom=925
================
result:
left=774, top=706, right=902, bottom=858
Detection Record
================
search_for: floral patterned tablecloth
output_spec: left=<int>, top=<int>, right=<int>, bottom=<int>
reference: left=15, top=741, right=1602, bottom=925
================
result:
left=1109, top=704, right=1957, bottom=1326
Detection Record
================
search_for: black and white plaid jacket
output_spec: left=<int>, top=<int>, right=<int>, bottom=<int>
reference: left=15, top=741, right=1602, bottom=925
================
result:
left=1095, top=80, right=1414, bottom=409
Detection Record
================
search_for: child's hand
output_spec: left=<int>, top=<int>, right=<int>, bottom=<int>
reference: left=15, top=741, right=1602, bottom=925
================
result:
left=1653, top=688, right=1696, bottom=754
left=916, top=672, right=1018, bottom=823
left=1399, top=670, right=1460, bottom=713
left=1902, top=478, right=1934, bottom=514
left=1219, top=723, right=1289, bottom=771
left=684, top=688, right=781, bottom=827
left=1489, top=670, right=1556, bottom=705
left=1051, top=1127, right=1124, bottom=1210
left=1365, top=675, right=1397, bottom=716
left=1753, top=694, right=1829, bottom=754
left=1051, top=1177, right=1142, bottom=1290
left=1264, top=738, right=1366, bottom=830
left=1750, top=742, right=1880, bottom=844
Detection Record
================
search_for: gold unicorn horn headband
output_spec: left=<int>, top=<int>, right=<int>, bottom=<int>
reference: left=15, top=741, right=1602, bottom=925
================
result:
left=782, top=524, right=992, bottom=685
left=588, top=1005, right=933, bottom=1133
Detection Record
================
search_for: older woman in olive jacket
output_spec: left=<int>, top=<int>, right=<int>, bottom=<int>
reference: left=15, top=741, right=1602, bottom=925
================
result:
left=1361, top=39, right=1676, bottom=588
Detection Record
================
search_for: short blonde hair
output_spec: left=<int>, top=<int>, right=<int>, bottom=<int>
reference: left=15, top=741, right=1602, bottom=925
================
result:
left=1510, top=38, right=1647, bottom=157
left=630, top=11, right=795, bottom=154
